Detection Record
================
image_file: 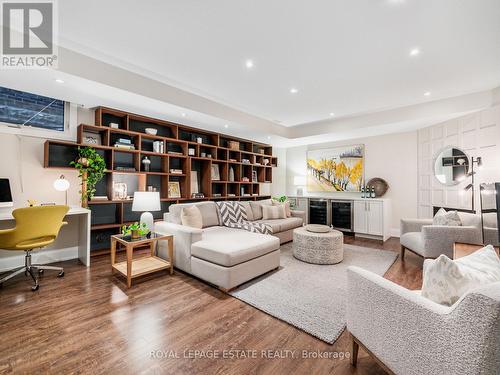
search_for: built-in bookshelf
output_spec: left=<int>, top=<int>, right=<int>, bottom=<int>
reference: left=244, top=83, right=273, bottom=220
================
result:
left=44, top=106, right=278, bottom=255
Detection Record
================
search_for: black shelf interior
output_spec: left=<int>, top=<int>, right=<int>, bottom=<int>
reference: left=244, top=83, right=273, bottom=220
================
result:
left=129, top=119, right=174, bottom=138
left=91, top=228, right=117, bottom=251
left=91, top=204, right=120, bottom=226
left=113, top=151, right=135, bottom=170
left=47, top=143, right=78, bottom=168
left=141, top=155, right=163, bottom=173
left=102, top=113, right=126, bottom=129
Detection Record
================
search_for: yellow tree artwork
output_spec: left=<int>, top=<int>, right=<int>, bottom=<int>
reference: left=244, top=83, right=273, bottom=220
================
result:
left=306, top=145, right=364, bottom=192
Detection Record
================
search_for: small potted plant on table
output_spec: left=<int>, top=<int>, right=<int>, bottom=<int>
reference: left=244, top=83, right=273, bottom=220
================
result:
left=122, top=222, right=150, bottom=239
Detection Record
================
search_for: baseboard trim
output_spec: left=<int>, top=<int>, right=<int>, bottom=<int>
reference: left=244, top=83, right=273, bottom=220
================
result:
left=0, top=248, right=78, bottom=273
left=390, top=228, right=400, bottom=238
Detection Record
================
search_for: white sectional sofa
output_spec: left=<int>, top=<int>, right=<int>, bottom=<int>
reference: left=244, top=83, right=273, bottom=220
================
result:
left=155, top=200, right=305, bottom=290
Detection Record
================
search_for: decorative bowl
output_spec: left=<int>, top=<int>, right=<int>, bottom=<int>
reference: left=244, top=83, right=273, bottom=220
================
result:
left=145, top=128, right=158, bottom=135
left=366, top=177, right=389, bottom=197
left=305, top=224, right=331, bottom=233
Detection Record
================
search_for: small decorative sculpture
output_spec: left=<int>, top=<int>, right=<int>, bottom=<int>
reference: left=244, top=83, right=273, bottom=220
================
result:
left=229, top=166, right=235, bottom=182
left=142, top=156, right=151, bottom=172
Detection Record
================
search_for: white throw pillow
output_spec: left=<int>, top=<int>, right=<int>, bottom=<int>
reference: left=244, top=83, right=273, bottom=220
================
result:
left=421, top=245, right=500, bottom=306
left=262, top=205, right=286, bottom=220
left=181, top=205, right=203, bottom=229
left=433, top=208, right=462, bottom=226
left=249, top=200, right=273, bottom=220
left=273, top=200, right=291, bottom=217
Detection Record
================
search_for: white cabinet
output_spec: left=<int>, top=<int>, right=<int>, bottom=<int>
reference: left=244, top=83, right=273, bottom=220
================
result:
left=353, top=201, right=368, bottom=233
left=287, top=196, right=391, bottom=241
left=353, top=200, right=390, bottom=241
left=367, top=201, right=383, bottom=235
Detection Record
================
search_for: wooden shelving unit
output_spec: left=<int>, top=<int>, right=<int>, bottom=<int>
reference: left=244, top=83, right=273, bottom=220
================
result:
left=44, top=106, right=277, bottom=256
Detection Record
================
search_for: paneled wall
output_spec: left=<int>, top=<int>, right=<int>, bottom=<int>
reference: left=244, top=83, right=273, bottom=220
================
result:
left=418, top=105, right=500, bottom=217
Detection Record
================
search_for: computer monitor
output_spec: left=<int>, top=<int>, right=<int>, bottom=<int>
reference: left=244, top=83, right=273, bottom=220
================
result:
left=0, top=178, right=13, bottom=208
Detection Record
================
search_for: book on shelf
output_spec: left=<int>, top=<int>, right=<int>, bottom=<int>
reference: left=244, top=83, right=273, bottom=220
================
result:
left=91, top=196, right=108, bottom=201
left=252, top=193, right=258, bottom=196
left=117, top=138, right=132, bottom=144
left=114, top=143, right=135, bottom=150
left=168, top=151, right=183, bottom=156
left=242, top=194, right=251, bottom=197
left=169, top=169, right=183, bottom=174
left=115, top=167, right=136, bottom=172
left=227, top=193, right=236, bottom=197
left=213, top=193, right=222, bottom=197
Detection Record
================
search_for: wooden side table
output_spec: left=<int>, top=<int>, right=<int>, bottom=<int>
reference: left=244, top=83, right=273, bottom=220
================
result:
left=453, top=242, right=500, bottom=260
left=111, top=234, right=174, bottom=288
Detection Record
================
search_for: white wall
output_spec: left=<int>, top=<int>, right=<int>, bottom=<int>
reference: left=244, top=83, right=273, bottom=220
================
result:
left=270, top=147, right=286, bottom=197
left=283, top=131, right=419, bottom=236
left=417, top=104, right=500, bottom=217
left=0, top=107, right=94, bottom=210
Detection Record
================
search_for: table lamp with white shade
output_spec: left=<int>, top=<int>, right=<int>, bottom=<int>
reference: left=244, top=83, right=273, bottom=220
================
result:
left=132, top=191, right=161, bottom=231
left=293, top=176, right=306, bottom=196
left=53, top=175, right=70, bottom=205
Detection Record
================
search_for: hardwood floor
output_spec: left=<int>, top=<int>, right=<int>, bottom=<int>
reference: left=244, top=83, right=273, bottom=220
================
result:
left=0, top=237, right=423, bottom=375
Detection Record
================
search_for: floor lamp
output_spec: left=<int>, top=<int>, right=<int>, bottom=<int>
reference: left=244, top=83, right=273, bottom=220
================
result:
left=464, top=156, right=482, bottom=213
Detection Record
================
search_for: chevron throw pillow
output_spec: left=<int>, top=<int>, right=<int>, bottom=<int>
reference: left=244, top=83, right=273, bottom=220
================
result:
left=216, top=201, right=247, bottom=225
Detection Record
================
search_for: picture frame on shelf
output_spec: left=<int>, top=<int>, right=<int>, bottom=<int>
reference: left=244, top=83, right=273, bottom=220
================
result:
left=190, top=171, right=199, bottom=194
left=252, top=170, right=258, bottom=183
left=112, top=182, right=128, bottom=200
left=211, top=164, right=220, bottom=181
left=82, top=132, right=102, bottom=146
left=168, top=182, right=181, bottom=198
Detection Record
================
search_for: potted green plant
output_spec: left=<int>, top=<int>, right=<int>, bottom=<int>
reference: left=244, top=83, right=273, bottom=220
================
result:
left=272, top=195, right=288, bottom=203
left=122, top=222, right=149, bottom=239
left=70, top=147, right=107, bottom=207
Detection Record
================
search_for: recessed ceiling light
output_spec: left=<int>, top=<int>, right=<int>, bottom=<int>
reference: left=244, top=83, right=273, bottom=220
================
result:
left=267, top=136, right=271, bottom=140
left=329, top=112, right=335, bottom=117
left=409, top=48, right=420, bottom=56
left=290, top=88, right=298, bottom=94
left=181, top=113, right=186, bottom=117
left=55, top=79, right=65, bottom=84
left=424, top=91, right=431, bottom=96
left=224, top=124, right=229, bottom=128
left=245, top=59, right=254, bottom=69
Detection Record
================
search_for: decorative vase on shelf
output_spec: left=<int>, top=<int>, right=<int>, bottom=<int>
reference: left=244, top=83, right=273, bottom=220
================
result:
left=142, top=156, right=151, bottom=172
left=229, top=166, right=235, bottom=182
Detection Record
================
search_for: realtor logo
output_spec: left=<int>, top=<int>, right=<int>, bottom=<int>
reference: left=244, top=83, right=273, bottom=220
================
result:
left=1, top=0, right=58, bottom=68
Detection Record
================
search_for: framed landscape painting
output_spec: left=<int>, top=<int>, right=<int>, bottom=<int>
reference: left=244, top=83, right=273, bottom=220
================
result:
left=307, top=145, right=364, bottom=192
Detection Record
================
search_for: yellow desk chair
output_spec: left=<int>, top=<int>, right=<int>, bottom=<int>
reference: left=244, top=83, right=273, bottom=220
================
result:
left=0, top=205, right=69, bottom=291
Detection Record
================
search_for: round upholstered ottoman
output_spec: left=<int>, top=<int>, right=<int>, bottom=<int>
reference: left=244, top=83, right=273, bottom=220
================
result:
left=292, top=226, right=344, bottom=264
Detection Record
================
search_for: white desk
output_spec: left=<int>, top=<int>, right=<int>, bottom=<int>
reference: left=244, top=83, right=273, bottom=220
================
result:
left=0, top=206, right=91, bottom=272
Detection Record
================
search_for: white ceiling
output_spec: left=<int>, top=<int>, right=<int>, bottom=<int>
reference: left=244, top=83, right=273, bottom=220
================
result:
left=58, top=0, right=500, bottom=126
left=1, top=1, right=500, bottom=147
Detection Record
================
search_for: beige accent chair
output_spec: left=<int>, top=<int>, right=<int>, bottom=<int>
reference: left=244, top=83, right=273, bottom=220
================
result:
left=347, top=266, right=500, bottom=375
left=400, top=212, right=483, bottom=259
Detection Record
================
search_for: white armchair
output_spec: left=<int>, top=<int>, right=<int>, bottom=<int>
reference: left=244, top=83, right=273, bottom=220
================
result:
left=346, top=266, right=500, bottom=375
left=400, top=212, right=483, bottom=259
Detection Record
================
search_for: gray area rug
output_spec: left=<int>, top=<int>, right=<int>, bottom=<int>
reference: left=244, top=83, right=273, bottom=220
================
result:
left=230, top=243, right=398, bottom=344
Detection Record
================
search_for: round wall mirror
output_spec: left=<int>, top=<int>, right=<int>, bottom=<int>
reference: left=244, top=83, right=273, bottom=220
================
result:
left=433, top=147, right=470, bottom=186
